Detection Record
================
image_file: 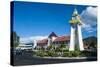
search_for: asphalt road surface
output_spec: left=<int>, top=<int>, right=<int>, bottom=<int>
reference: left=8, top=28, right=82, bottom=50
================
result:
left=12, top=51, right=97, bottom=66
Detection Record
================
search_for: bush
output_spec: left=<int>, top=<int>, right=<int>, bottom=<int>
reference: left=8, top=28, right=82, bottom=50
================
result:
left=36, top=50, right=45, bottom=57
left=36, top=50, right=58, bottom=57
left=47, top=51, right=58, bottom=57
left=62, top=49, right=69, bottom=52
left=35, top=50, right=96, bottom=57
left=47, top=45, right=55, bottom=50
left=70, top=51, right=81, bottom=57
left=62, top=51, right=81, bottom=57
left=55, top=47, right=62, bottom=52
left=60, top=44, right=66, bottom=48
left=81, top=51, right=97, bottom=57
left=63, top=52, right=69, bottom=57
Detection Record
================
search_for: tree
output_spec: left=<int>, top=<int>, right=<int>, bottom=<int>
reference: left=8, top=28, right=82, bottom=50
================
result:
left=12, top=31, right=20, bottom=48
left=47, top=44, right=55, bottom=50
left=60, top=43, right=66, bottom=48
left=83, top=36, right=97, bottom=49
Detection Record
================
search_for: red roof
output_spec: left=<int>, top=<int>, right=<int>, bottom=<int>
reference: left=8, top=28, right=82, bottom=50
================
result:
left=37, top=36, right=70, bottom=46
left=53, top=36, right=70, bottom=42
left=37, top=39, right=48, bottom=46
left=35, top=32, right=70, bottom=46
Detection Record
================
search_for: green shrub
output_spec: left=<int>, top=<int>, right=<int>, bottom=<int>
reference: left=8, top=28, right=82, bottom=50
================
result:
left=62, top=51, right=81, bottom=57
left=70, top=51, right=81, bottom=57
left=81, top=51, right=97, bottom=57
left=62, top=49, right=69, bottom=52
left=47, top=51, right=58, bottom=57
left=35, top=50, right=94, bottom=57
left=55, top=47, right=62, bottom=52
left=47, top=44, right=55, bottom=50
left=60, top=43, right=66, bottom=48
left=63, top=52, right=69, bottom=57
left=36, top=50, right=45, bottom=57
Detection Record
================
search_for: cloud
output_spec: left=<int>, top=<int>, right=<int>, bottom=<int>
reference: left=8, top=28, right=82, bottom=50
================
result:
left=80, top=6, right=97, bottom=33
left=20, top=35, right=48, bottom=43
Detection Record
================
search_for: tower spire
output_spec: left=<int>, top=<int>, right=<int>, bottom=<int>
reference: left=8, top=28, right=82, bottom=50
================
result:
left=69, top=6, right=84, bottom=51
left=69, top=6, right=82, bottom=24
left=72, top=6, right=78, bottom=17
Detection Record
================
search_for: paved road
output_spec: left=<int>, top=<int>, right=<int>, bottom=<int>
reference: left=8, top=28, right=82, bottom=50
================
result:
left=12, top=52, right=97, bottom=66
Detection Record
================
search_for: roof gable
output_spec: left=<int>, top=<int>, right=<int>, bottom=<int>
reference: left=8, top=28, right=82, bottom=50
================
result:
left=48, top=32, right=57, bottom=38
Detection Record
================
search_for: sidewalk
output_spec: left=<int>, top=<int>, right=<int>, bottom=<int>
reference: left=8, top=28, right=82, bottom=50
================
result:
left=33, top=56, right=97, bottom=60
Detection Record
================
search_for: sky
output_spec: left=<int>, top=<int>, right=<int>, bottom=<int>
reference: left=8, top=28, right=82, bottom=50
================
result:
left=12, top=1, right=97, bottom=43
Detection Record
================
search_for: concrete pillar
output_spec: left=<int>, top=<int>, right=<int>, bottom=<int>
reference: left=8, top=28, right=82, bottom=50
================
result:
left=77, top=24, right=84, bottom=51
left=33, top=40, right=37, bottom=50
left=69, top=26, right=75, bottom=51
left=47, top=38, right=51, bottom=46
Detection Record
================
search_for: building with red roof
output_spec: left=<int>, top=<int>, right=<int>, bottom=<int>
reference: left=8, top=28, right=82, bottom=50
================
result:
left=35, top=32, right=70, bottom=50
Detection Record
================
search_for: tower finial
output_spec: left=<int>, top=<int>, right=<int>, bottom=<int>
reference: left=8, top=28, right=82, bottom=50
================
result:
left=72, top=6, right=78, bottom=16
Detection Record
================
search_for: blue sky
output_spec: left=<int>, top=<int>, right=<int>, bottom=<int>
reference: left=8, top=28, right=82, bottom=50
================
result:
left=12, top=1, right=97, bottom=43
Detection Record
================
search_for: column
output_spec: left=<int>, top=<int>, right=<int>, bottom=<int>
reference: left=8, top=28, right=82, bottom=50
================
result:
left=77, top=24, right=84, bottom=51
left=69, top=25, right=75, bottom=51
left=33, top=40, right=37, bottom=50
left=47, top=38, right=51, bottom=46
